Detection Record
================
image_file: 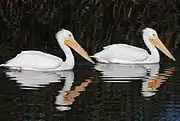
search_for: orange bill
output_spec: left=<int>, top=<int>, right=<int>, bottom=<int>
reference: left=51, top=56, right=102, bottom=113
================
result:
left=64, top=39, right=94, bottom=64
left=149, top=38, right=176, bottom=61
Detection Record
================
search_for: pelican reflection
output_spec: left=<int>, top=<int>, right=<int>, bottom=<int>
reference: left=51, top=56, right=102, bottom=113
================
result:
left=94, top=63, right=175, bottom=97
left=5, top=70, right=63, bottom=89
left=5, top=70, right=92, bottom=111
left=94, top=63, right=159, bottom=81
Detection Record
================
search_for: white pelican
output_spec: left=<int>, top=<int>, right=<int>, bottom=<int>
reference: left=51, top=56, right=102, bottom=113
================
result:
left=0, top=29, right=94, bottom=71
left=92, top=28, right=175, bottom=64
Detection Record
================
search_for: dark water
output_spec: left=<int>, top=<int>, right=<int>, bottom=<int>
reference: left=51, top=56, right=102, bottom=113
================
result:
left=0, top=62, right=180, bottom=121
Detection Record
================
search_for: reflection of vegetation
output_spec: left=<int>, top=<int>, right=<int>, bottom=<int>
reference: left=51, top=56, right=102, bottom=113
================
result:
left=0, top=0, right=180, bottom=61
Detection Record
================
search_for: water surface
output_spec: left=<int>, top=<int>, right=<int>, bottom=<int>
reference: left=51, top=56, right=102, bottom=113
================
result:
left=0, top=62, right=180, bottom=121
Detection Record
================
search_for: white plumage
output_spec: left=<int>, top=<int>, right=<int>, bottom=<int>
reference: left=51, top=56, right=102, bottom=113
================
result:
left=3, top=51, right=63, bottom=70
left=92, top=28, right=175, bottom=64
left=94, top=44, right=149, bottom=63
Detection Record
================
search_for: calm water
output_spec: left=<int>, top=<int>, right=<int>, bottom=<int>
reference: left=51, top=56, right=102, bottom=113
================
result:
left=1, top=1, right=180, bottom=120
left=0, top=62, right=179, bottom=121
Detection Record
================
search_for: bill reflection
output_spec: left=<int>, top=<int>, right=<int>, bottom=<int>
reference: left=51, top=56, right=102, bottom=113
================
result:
left=142, top=67, right=176, bottom=98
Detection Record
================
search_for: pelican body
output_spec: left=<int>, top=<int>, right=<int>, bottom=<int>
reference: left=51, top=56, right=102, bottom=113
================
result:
left=92, top=28, right=175, bottom=64
left=0, top=29, right=94, bottom=71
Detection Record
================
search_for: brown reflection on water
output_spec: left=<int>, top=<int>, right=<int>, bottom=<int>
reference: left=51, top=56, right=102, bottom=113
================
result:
left=63, top=79, right=92, bottom=105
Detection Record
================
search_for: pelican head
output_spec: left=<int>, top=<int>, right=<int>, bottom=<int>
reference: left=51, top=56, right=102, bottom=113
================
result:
left=143, top=28, right=175, bottom=61
left=56, top=29, right=94, bottom=64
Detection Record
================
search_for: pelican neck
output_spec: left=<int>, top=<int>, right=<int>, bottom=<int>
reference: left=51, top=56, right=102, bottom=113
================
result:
left=142, top=34, right=160, bottom=63
left=57, top=37, right=75, bottom=70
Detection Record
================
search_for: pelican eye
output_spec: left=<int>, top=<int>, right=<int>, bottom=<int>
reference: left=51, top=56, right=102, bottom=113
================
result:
left=68, top=34, right=73, bottom=41
left=152, top=34, right=156, bottom=37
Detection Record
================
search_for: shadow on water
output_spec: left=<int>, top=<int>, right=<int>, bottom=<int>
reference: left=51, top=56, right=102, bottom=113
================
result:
left=0, top=63, right=179, bottom=121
